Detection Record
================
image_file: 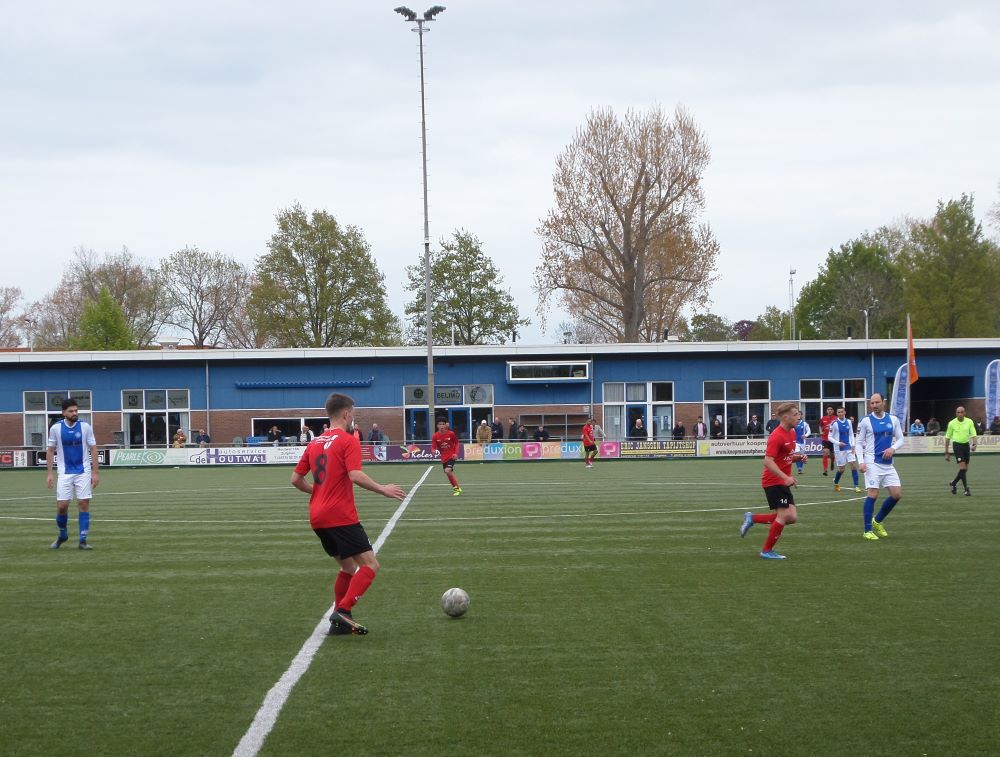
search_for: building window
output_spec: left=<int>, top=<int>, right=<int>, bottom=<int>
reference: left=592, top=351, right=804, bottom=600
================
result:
left=603, top=381, right=674, bottom=440
left=703, top=380, right=770, bottom=438
left=122, top=389, right=190, bottom=447
left=507, top=361, right=590, bottom=382
left=799, top=379, right=867, bottom=429
left=23, top=390, right=92, bottom=447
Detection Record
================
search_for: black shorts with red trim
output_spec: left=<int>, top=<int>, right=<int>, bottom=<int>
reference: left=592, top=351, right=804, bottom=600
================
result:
left=764, top=485, right=795, bottom=510
left=313, top=523, right=373, bottom=559
left=583, top=443, right=597, bottom=453
left=822, top=439, right=834, bottom=452
left=441, top=457, right=457, bottom=471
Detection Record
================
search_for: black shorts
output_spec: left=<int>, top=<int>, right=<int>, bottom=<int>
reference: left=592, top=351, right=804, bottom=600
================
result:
left=822, top=439, right=834, bottom=452
left=764, top=485, right=795, bottom=510
left=953, top=442, right=971, bottom=464
left=584, top=443, right=597, bottom=453
left=313, top=523, right=373, bottom=559
left=441, top=458, right=456, bottom=471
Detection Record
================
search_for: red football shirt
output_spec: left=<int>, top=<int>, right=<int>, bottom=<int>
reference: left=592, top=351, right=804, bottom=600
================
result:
left=431, top=429, right=459, bottom=462
left=761, top=425, right=797, bottom=488
left=582, top=423, right=595, bottom=446
left=294, top=429, right=362, bottom=528
left=820, top=414, right=836, bottom=440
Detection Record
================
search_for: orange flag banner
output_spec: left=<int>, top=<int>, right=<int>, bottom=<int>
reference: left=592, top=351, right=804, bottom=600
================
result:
left=907, top=315, right=919, bottom=384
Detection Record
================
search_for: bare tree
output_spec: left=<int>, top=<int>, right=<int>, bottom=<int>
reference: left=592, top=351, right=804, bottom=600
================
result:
left=23, top=283, right=83, bottom=349
left=536, top=106, right=720, bottom=342
left=0, top=286, right=23, bottom=347
left=72, top=247, right=168, bottom=347
left=160, top=247, right=246, bottom=347
left=220, top=271, right=277, bottom=349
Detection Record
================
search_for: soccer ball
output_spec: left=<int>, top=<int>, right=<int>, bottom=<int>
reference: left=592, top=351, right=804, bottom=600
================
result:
left=441, top=587, right=470, bottom=617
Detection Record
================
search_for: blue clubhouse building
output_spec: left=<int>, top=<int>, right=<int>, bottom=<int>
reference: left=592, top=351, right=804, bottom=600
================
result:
left=1, top=338, right=997, bottom=450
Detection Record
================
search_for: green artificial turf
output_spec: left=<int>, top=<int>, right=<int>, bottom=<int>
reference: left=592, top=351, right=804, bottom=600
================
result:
left=1, top=456, right=998, bottom=756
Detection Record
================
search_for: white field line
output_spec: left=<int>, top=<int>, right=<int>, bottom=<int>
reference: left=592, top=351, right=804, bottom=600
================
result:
left=231, top=465, right=434, bottom=757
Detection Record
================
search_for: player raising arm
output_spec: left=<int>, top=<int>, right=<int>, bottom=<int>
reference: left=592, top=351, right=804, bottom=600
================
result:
left=291, top=393, right=406, bottom=636
left=854, top=392, right=905, bottom=540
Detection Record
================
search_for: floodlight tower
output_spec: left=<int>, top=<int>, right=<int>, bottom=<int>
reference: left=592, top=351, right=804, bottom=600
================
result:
left=788, top=267, right=797, bottom=340
left=395, top=5, right=446, bottom=438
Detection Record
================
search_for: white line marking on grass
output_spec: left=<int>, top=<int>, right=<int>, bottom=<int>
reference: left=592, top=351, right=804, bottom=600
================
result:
left=231, top=465, right=434, bottom=757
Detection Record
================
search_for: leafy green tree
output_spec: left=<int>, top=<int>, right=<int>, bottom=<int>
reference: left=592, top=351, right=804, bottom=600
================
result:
left=404, top=230, right=529, bottom=345
left=252, top=204, right=401, bottom=347
left=68, top=288, right=137, bottom=350
left=900, top=195, right=1000, bottom=337
left=689, top=313, right=735, bottom=341
left=747, top=306, right=786, bottom=340
left=795, top=229, right=905, bottom=339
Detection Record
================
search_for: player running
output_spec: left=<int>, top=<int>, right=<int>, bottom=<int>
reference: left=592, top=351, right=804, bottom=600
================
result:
left=793, top=412, right=811, bottom=474
left=819, top=405, right=837, bottom=476
left=291, top=393, right=407, bottom=636
left=582, top=417, right=598, bottom=469
left=854, top=392, right=904, bottom=541
left=828, top=407, right=861, bottom=493
left=431, top=417, right=462, bottom=495
left=46, top=398, right=99, bottom=550
left=739, top=402, right=806, bottom=560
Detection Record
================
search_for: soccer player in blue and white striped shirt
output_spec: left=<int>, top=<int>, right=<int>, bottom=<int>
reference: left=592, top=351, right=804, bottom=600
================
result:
left=46, top=398, right=99, bottom=549
left=854, top=392, right=904, bottom=541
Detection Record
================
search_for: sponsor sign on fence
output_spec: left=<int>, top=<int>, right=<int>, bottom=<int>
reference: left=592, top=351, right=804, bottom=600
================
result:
left=619, top=440, right=697, bottom=458
left=699, top=439, right=769, bottom=457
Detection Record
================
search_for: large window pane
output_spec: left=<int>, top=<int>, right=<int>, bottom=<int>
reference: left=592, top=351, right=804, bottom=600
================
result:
left=24, top=392, right=45, bottom=412
left=652, top=404, right=673, bottom=439
left=69, top=390, right=91, bottom=410
left=726, top=381, right=747, bottom=401
left=800, top=380, right=821, bottom=399
left=749, top=380, right=770, bottom=400
left=603, top=383, right=624, bottom=403
left=822, top=380, right=843, bottom=399
left=146, top=413, right=167, bottom=445
left=801, top=402, right=821, bottom=428
left=845, top=378, right=866, bottom=399
left=146, top=390, right=166, bottom=410
left=705, top=403, right=725, bottom=436
left=24, top=414, right=48, bottom=446
left=122, top=390, right=143, bottom=410
left=704, top=381, right=724, bottom=401
left=625, top=383, right=646, bottom=402
left=46, top=392, right=66, bottom=411
left=727, top=406, right=747, bottom=437
left=652, top=382, right=673, bottom=402
left=603, top=405, right=624, bottom=440
left=168, top=390, right=189, bottom=409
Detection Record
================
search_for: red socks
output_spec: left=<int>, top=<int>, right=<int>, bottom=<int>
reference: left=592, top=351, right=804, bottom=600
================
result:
left=334, top=570, right=353, bottom=607
left=752, top=512, right=776, bottom=524
left=338, top=566, right=376, bottom=611
left=446, top=471, right=459, bottom=488
left=763, top=521, right=784, bottom=552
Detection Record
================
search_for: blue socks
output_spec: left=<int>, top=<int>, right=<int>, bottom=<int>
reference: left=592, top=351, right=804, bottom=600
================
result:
left=79, top=512, right=90, bottom=543
left=875, top=497, right=898, bottom=523
left=56, top=513, right=68, bottom=539
left=852, top=469, right=859, bottom=487
left=863, top=497, right=875, bottom=531
left=834, top=471, right=843, bottom=484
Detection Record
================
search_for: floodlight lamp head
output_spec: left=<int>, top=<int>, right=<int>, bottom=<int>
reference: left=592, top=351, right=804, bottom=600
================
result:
left=424, top=5, right=446, bottom=20
left=394, top=6, right=418, bottom=21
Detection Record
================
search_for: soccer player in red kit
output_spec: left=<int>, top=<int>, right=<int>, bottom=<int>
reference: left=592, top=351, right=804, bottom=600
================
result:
left=431, top=417, right=462, bottom=495
left=582, top=417, right=598, bottom=468
left=819, top=405, right=837, bottom=476
left=739, top=401, right=805, bottom=560
left=291, top=393, right=406, bottom=636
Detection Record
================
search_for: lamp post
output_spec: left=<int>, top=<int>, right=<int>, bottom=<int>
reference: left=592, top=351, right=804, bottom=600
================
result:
left=395, top=5, right=445, bottom=437
left=788, top=268, right=797, bottom=340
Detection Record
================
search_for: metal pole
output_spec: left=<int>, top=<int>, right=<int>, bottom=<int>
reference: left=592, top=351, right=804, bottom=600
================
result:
left=416, top=19, right=435, bottom=433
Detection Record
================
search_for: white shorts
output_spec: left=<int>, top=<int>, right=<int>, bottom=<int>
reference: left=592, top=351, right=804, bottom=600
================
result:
left=57, top=473, right=92, bottom=502
left=863, top=463, right=900, bottom=491
left=834, top=447, right=856, bottom=467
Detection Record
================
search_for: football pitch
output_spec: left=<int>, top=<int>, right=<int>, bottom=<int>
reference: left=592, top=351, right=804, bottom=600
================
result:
left=2, top=456, right=998, bottom=756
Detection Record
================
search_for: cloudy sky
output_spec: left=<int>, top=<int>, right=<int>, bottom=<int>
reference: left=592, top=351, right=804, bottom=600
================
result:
left=2, top=0, right=998, bottom=343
